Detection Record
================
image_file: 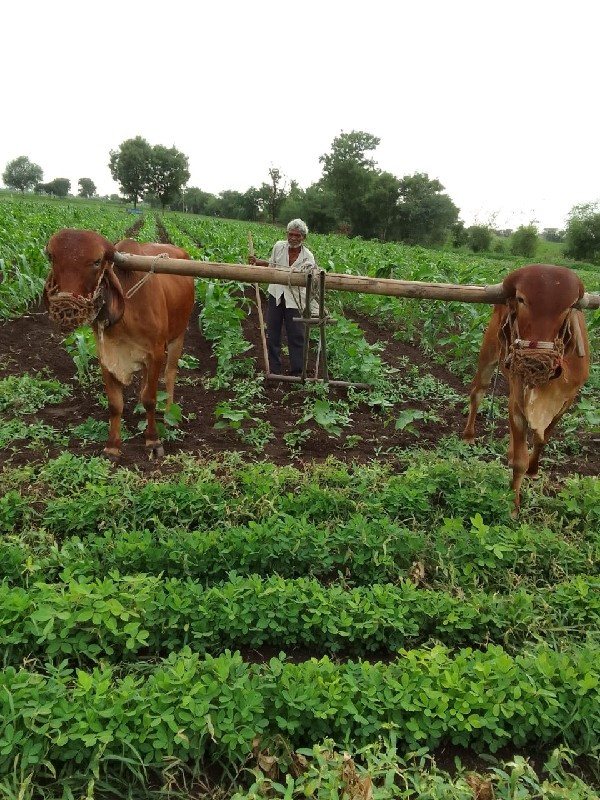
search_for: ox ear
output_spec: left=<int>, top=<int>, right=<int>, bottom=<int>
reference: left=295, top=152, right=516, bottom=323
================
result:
left=99, top=264, right=125, bottom=326
left=96, top=240, right=124, bottom=327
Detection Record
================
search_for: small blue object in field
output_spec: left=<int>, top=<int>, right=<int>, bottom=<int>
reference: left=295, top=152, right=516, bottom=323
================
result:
left=126, top=209, right=142, bottom=214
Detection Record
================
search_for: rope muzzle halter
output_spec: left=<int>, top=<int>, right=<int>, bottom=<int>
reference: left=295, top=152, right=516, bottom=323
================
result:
left=501, top=307, right=580, bottom=387
left=44, top=253, right=165, bottom=333
left=44, top=265, right=107, bottom=332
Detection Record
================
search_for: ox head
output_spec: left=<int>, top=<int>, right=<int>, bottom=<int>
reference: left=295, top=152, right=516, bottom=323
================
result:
left=44, top=229, right=125, bottom=332
left=503, top=264, right=584, bottom=342
left=502, top=264, right=585, bottom=383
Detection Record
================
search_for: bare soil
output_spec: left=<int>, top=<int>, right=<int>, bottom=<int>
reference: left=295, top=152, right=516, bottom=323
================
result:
left=0, top=294, right=598, bottom=481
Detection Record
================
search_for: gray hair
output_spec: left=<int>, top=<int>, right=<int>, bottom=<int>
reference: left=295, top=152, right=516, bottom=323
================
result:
left=286, top=218, right=308, bottom=236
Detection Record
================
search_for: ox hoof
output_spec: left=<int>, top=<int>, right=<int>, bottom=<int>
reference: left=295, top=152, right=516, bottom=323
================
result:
left=101, top=448, right=122, bottom=463
left=146, top=442, right=165, bottom=460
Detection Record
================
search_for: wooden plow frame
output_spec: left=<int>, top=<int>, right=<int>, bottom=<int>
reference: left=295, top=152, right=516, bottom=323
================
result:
left=113, top=251, right=600, bottom=387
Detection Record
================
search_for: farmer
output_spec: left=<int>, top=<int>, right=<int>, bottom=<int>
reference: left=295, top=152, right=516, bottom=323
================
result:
left=249, top=218, right=316, bottom=376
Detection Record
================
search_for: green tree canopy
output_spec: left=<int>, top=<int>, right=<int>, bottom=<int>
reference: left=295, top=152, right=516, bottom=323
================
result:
left=258, top=167, right=287, bottom=225
left=510, top=225, right=538, bottom=258
left=183, top=187, right=215, bottom=215
left=108, top=136, right=153, bottom=208
left=564, top=203, right=600, bottom=263
left=146, top=145, right=190, bottom=210
left=2, top=156, right=43, bottom=193
left=451, top=220, right=469, bottom=248
left=36, top=178, right=71, bottom=197
left=298, top=184, right=339, bottom=234
left=360, top=171, right=401, bottom=241
left=78, top=178, right=97, bottom=198
left=467, top=225, right=493, bottom=253
left=394, top=173, right=459, bottom=246
left=319, top=131, right=381, bottom=236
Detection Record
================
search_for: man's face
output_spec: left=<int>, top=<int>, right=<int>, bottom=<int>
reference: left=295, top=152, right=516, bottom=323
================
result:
left=287, top=230, right=304, bottom=249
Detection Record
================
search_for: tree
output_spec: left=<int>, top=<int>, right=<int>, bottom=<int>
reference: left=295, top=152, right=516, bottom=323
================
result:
left=212, top=190, right=253, bottom=220
left=278, top=181, right=307, bottom=226
left=78, top=178, right=97, bottom=198
left=2, top=156, right=43, bottom=193
left=49, top=178, right=71, bottom=197
left=468, top=225, right=493, bottom=253
left=564, top=203, right=600, bottom=263
left=362, top=171, right=401, bottom=240
left=108, top=136, right=152, bottom=208
left=394, top=173, right=459, bottom=246
left=451, top=220, right=469, bottom=248
left=510, top=225, right=538, bottom=258
left=319, top=131, right=381, bottom=236
left=240, top=187, right=262, bottom=221
left=146, top=145, right=190, bottom=210
left=183, top=187, right=215, bottom=215
left=36, top=178, right=71, bottom=197
left=259, top=167, right=287, bottom=224
left=299, top=184, right=338, bottom=234
left=541, top=227, right=564, bottom=242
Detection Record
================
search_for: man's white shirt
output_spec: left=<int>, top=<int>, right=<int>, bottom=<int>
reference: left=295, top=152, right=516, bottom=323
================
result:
left=267, top=240, right=316, bottom=311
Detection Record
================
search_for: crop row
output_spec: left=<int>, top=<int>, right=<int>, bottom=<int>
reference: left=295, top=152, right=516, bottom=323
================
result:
left=2, top=506, right=599, bottom=596
left=1, top=572, right=599, bottom=666
left=2, top=452, right=598, bottom=533
left=2, top=644, right=599, bottom=777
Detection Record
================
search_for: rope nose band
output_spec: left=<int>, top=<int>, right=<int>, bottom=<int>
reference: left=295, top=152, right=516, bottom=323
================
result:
left=44, top=266, right=106, bottom=332
left=502, top=308, right=576, bottom=387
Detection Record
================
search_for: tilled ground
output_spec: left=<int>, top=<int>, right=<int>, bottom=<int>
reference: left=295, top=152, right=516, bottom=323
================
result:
left=0, top=295, right=597, bottom=481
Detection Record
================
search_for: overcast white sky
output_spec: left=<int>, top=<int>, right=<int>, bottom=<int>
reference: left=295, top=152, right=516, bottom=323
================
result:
left=3, top=0, right=598, bottom=229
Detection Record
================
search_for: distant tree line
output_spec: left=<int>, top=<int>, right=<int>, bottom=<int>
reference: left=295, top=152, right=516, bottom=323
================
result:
left=181, top=131, right=462, bottom=247
left=1, top=156, right=98, bottom=199
left=3, top=135, right=600, bottom=262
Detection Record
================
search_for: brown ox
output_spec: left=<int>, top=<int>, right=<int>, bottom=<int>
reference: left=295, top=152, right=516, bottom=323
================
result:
left=463, top=264, right=590, bottom=514
left=44, top=229, right=195, bottom=459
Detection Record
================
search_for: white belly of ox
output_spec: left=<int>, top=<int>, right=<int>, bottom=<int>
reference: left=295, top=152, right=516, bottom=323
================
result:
left=524, top=379, right=572, bottom=439
left=97, top=335, right=148, bottom=386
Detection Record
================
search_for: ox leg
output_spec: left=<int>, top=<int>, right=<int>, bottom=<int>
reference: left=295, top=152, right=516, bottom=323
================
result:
left=527, top=400, right=571, bottom=477
left=140, top=351, right=164, bottom=459
left=164, top=333, right=186, bottom=407
left=462, top=331, right=500, bottom=442
left=527, top=432, right=545, bottom=478
left=101, top=367, right=124, bottom=460
left=508, top=404, right=529, bottom=516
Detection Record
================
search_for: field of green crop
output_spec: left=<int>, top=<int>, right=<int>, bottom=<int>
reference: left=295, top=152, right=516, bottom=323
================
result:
left=0, top=196, right=599, bottom=798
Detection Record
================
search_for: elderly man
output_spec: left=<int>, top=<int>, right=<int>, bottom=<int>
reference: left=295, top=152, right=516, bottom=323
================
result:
left=249, top=218, right=316, bottom=376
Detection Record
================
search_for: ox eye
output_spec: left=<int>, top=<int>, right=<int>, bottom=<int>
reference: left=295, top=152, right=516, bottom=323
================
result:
left=517, top=297, right=525, bottom=304
left=92, top=259, right=102, bottom=268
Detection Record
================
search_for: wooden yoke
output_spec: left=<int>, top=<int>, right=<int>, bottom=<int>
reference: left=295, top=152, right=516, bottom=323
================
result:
left=112, top=252, right=600, bottom=309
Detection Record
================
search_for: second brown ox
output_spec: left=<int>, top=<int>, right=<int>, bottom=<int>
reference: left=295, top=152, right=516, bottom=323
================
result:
left=44, top=229, right=195, bottom=459
left=463, top=263, right=590, bottom=513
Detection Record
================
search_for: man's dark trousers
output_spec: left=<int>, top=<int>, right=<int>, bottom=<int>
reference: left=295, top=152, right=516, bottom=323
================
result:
left=266, top=294, right=305, bottom=375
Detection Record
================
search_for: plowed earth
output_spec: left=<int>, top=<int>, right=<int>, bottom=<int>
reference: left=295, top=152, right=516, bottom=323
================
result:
left=0, top=293, right=597, bottom=481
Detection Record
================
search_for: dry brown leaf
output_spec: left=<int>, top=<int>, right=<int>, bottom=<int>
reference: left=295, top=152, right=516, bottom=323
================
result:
left=340, top=754, right=374, bottom=800
left=409, top=560, right=426, bottom=585
left=257, top=753, right=278, bottom=778
left=466, top=774, right=495, bottom=800
left=289, top=751, right=309, bottom=778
